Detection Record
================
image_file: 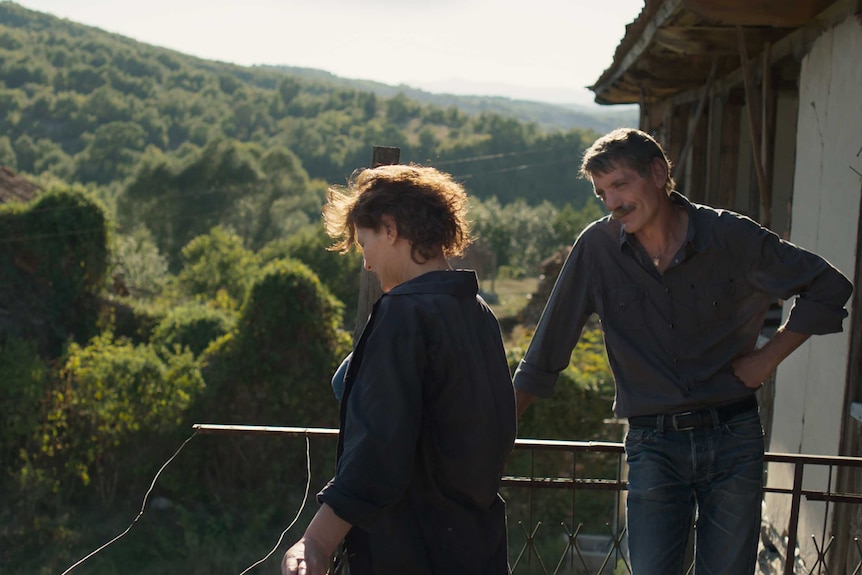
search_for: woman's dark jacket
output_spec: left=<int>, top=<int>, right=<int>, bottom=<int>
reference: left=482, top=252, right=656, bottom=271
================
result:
left=318, top=270, right=517, bottom=574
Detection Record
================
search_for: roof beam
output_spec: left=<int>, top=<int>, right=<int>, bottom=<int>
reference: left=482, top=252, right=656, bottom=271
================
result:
left=682, top=0, right=836, bottom=26
left=589, top=0, right=684, bottom=101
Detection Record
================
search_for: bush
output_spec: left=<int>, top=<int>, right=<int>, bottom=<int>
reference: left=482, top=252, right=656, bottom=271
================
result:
left=181, top=259, right=351, bottom=506
left=259, top=223, right=363, bottom=329
left=176, top=225, right=259, bottom=310
left=150, top=302, right=235, bottom=357
left=0, top=337, right=49, bottom=473
left=0, top=187, right=109, bottom=357
left=25, top=333, right=205, bottom=505
left=201, top=258, right=350, bottom=426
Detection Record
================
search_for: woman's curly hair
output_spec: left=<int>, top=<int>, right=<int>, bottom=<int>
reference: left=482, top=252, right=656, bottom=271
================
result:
left=323, top=164, right=473, bottom=263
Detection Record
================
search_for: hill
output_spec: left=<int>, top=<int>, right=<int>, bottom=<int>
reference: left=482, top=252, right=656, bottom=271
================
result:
left=0, top=1, right=606, bottom=211
left=257, top=65, right=638, bottom=133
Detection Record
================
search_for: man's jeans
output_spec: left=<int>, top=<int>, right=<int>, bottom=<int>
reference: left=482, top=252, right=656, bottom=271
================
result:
left=624, top=409, right=764, bottom=575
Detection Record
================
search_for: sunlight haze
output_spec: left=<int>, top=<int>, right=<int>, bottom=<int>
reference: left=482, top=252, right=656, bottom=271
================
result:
left=9, top=0, right=644, bottom=105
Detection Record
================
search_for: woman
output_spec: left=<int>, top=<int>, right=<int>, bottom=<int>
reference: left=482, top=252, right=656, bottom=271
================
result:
left=282, top=165, right=516, bottom=575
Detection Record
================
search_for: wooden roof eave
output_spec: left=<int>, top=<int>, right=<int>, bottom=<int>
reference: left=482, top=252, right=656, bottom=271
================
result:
left=589, top=0, right=684, bottom=105
left=589, top=0, right=856, bottom=106
left=682, top=0, right=837, bottom=26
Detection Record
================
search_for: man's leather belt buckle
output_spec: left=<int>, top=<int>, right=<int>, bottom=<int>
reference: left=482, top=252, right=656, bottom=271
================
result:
left=671, top=411, right=696, bottom=431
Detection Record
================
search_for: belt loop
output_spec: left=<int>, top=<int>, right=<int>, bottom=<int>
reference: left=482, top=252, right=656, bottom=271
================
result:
left=708, top=407, right=720, bottom=429
left=656, top=414, right=666, bottom=436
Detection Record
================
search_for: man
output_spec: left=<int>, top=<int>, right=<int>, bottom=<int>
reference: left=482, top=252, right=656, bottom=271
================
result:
left=512, top=128, right=852, bottom=574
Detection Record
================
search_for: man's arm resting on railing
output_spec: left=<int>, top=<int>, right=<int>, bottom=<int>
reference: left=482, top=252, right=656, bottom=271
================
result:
left=282, top=503, right=351, bottom=575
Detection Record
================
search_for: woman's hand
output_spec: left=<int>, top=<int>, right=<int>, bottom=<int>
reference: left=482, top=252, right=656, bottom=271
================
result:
left=281, top=537, right=329, bottom=575
left=281, top=504, right=352, bottom=575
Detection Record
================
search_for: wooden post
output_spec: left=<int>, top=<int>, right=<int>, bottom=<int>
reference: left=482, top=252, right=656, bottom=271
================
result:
left=718, top=93, right=742, bottom=209
left=353, top=146, right=401, bottom=343
left=674, top=58, right=718, bottom=181
left=737, top=26, right=771, bottom=228
left=760, top=42, right=775, bottom=230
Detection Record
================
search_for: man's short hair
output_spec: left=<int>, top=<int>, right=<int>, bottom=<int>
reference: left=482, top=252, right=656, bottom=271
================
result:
left=580, top=128, right=676, bottom=194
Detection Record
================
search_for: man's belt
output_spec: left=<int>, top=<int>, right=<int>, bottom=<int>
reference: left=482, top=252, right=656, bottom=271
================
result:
left=627, top=395, right=759, bottom=431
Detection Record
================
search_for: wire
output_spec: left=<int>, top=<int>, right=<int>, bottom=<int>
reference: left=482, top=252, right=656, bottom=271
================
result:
left=58, top=429, right=201, bottom=575
left=237, top=434, right=312, bottom=575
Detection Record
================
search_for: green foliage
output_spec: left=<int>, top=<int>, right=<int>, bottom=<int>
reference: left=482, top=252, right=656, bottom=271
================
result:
left=201, top=258, right=350, bottom=426
left=510, top=326, right=615, bottom=441
left=0, top=337, right=49, bottom=473
left=1, top=1, right=602, bottom=220
left=150, top=302, right=235, bottom=357
left=469, top=196, right=602, bottom=277
left=496, top=264, right=526, bottom=280
left=175, top=259, right=350, bottom=509
left=504, top=324, right=619, bottom=541
left=119, top=139, right=264, bottom=266
left=0, top=134, right=16, bottom=167
left=108, top=226, right=171, bottom=298
left=259, top=223, right=363, bottom=327
left=553, top=198, right=604, bottom=245
left=25, top=333, right=205, bottom=505
left=176, top=225, right=259, bottom=308
left=0, top=185, right=108, bottom=356
left=74, top=120, right=147, bottom=184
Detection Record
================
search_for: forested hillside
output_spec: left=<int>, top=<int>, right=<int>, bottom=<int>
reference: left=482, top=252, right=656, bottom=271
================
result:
left=0, top=1, right=609, bottom=208
left=261, top=64, right=639, bottom=133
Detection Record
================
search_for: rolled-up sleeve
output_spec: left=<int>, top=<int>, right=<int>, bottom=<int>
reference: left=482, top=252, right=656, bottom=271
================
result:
left=745, top=223, right=852, bottom=335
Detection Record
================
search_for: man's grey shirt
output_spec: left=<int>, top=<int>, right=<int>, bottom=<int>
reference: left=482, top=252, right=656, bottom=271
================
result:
left=513, top=192, right=853, bottom=417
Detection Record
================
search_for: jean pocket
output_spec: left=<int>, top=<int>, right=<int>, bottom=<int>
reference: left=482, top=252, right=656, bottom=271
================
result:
left=722, top=411, right=764, bottom=440
left=624, top=427, right=658, bottom=466
left=625, top=426, right=658, bottom=445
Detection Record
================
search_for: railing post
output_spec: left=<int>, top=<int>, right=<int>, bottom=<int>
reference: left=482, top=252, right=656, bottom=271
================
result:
left=785, top=461, right=805, bottom=575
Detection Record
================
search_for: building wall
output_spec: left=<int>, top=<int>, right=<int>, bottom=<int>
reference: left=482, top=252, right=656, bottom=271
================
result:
left=766, top=14, right=862, bottom=565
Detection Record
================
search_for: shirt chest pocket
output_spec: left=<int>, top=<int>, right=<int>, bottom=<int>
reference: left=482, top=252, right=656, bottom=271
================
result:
left=692, top=278, right=740, bottom=329
left=600, top=285, right=647, bottom=331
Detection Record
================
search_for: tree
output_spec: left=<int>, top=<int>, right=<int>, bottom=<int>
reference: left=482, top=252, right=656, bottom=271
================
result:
left=109, top=226, right=170, bottom=297
left=176, top=225, right=259, bottom=309
left=119, top=139, right=263, bottom=266
left=553, top=198, right=604, bottom=245
left=0, top=136, right=17, bottom=168
left=75, top=121, right=146, bottom=184
left=259, top=223, right=363, bottom=327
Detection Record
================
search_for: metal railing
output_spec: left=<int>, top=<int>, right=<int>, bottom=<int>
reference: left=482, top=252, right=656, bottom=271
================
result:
left=193, top=424, right=862, bottom=575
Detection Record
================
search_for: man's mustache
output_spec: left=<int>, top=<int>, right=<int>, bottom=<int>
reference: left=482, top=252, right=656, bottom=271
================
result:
left=611, top=205, right=635, bottom=219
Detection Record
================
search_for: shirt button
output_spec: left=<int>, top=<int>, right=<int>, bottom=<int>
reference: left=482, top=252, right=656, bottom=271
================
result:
left=669, top=323, right=674, bottom=330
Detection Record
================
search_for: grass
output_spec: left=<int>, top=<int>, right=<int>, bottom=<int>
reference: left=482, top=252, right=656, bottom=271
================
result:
left=481, top=276, right=540, bottom=319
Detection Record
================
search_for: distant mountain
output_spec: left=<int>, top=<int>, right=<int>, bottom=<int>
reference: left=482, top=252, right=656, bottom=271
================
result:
left=256, top=65, right=638, bottom=133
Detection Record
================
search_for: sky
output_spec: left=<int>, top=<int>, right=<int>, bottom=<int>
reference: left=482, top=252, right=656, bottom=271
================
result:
left=11, top=0, right=644, bottom=106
